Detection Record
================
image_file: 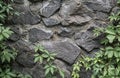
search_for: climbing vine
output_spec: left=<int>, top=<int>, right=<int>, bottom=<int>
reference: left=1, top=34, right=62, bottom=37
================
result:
left=0, top=0, right=31, bottom=78
left=34, top=45, right=65, bottom=78
left=72, top=0, right=120, bottom=78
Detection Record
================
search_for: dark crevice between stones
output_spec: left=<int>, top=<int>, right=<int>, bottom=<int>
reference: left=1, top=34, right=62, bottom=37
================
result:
left=55, top=58, right=73, bottom=66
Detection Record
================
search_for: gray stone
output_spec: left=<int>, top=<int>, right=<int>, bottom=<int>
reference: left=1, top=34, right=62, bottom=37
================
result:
left=13, top=11, right=40, bottom=25
left=40, top=0, right=61, bottom=17
left=82, top=0, right=112, bottom=13
left=110, top=0, right=117, bottom=7
left=12, top=62, right=24, bottom=73
left=29, top=28, right=53, bottom=42
left=30, top=2, right=42, bottom=13
left=13, top=4, right=29, bottom=12
left=41, top=39, right=81, bottom=64
left=57, top=27, right=74, bottom=37
left=9, top=40, right=32, bottom=52
left=95, top=20, right=108, bottom=28
left=29, top=0, right=43, bottom=3
left=9, top=33, right=20, bottom=41
left=16, top=53, right=35, bottom=68
left=12, top=62, right=33, bottom=78
left=14, top=0, right=24, bottom=4
left=80, top=68, right=92, bottom=78
left=12, top=4, right=40, bottom=25
left=42, top=15, right=61, bottom=27
left=75, top=31, right=100, bottom=52
left=68, top=15, right=91, bottom=26
left=9, top=27, right=21, bottom=41
left=31, top=64, right=45, bottom=78
left=112, top=7, right=120, bottom=14
left=59, top=0, right=81, bottom=25
left=59, top=0, right=91, bottom=26
left=95, top=12, right=108, bottom=20
left=61, top=15, right=91, bottom=26
left=54, top=59, right=71, bottom=78
left=72, top=4, right=94, bottom=17
left=59, top=0, right=81, bottom=19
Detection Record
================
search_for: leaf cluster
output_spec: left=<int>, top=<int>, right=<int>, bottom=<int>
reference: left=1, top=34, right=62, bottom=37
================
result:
left=0, top=0, right=31, bottom=78
left=34, top=45, right=65, bottom=78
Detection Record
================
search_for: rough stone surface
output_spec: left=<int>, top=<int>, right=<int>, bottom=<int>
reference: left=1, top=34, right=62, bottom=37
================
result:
left=109, top=0, right=117, bottom=7
left=54, top=59, right=72, bottom=78
left=59, top=0, right=82, bottom=25
left=57, top=27, right=74, bottom=37
left=80, top=68, right=92, bottom=78
left=13, top=4, right=29, bottom=12
left=9, top=0, right=117, bottom=78
left=42, top=14, right=61, bottom=27
left=40, top=0, right=61, bottom=17
left=10, top=40, right=32, bottom=52
left=95, top=12, right=108, bottom=20
left=41, top=39, right=81, bottom=65
left=82, top=0, right=112, bottom=13
left=13, top=11, right=40, bottom=25
left=29, top=0, right=43, bottom=3
left=29, top=28, right=53, bottom=42
left=75, top=31, right=100, bottom=52
left=59, top=0, right=81, bottom=19
left=68, top=15, right=92, bottom=25
left=112, top=7, right=120, bottom=14
left=31, top=64, right=45, bottom=78
left=9, top=27, right=21, bottom=41
left=16, top=53, right=35, bottom=68
left=14, top=0, right=24, bottom=4
left=30, top=2, right=42, bottom=13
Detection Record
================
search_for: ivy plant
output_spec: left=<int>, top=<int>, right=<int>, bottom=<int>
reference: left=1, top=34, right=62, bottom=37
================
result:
left=72, top=1, right=120, bottom=78
left=34, top=45, right=65, bottom=78
left=0, top=0, right=31, bottom=78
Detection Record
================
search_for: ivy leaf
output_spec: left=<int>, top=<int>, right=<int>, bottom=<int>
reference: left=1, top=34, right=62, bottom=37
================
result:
left=117, top=36, right=120, bottom=42
left=34, top=55, right=43, bottom=63
left=59, top=69, right=65, bottom=78
left=109, top=13, right=118, bottom=21
left=50, top=67, right=54, bottom=74
left=106, top=35, right=115, bottom=43
left=2, top=32, right=9, bottom=38
left=107, top=51, right=114, bottom=58
left=114, top=51, right=119, bottom=57
left=0, top=35, right=4, bottom=41
left=42, top=54, right=49, bottom=58
left=45, top=68, right=50, bottom=76
left=105, top=28, right=116, bottom=35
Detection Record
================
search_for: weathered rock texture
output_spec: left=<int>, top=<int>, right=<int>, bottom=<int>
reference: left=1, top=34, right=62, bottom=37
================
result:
left=9, top=0, right=117, bottom=78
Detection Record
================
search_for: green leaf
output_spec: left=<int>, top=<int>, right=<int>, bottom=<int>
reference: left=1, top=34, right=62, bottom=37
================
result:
left=34, top=55, right=43, bottom=63
left=7, top=72, right=16, bottom=77
left=105, top=28, right=115, bottom=35
left=2, top=32, right=9, bottom=38
left=106, top=35, right=115, bottom=43
left=0, top=49, right=16, bottom=63
left=117, top=36, right=120, bottom=42
left=59, top=69, right=64, bottom=78
left=42, top=54, right=48, bottom=58
left=109, top=13, right=118, bottom=21
left=45, top=68, right=50, bottom=76
left=0, top=35, right=4, bottom=41
left=114, top=51, right=119, bottom=57
left=50, top=67, right=54, bottom=74
left=107, top=51, right=114, bottom=58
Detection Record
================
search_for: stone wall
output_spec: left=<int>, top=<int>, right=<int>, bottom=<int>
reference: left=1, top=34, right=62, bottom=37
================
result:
left=8, top=0, right=117, bottom=78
